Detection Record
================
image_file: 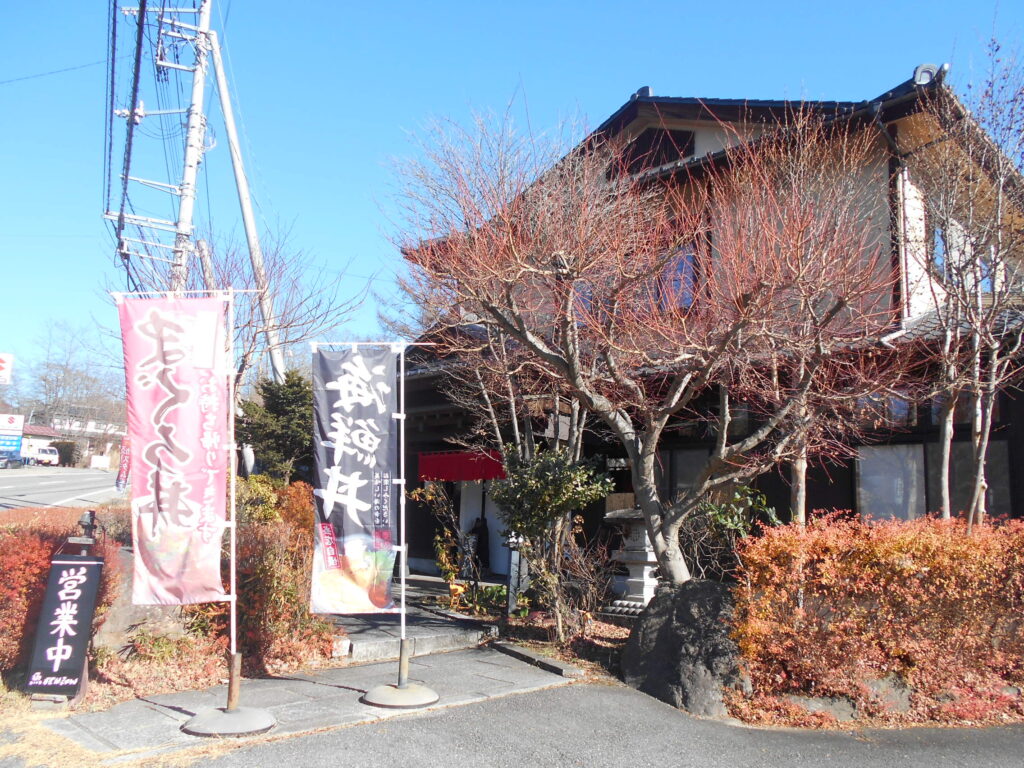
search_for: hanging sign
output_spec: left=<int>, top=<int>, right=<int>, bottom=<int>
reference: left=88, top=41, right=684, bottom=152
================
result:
left=25, top=555, right=104, bottom=698
left=118, top=296, right=230, bottom=605
left=312, top=347, right=398, bottom=613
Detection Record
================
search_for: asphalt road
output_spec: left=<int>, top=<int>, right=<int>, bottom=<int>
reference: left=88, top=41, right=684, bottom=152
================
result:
left=0, top=466, right=125, bottom=510
left=203, top=684, right=1024, bottom=768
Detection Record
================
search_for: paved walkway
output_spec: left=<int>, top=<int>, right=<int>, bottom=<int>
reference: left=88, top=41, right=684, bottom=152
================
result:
left=44, top=646, right=570, bottom=763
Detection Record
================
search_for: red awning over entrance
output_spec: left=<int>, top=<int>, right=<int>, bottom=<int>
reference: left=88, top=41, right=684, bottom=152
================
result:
left=418, top=450, right=505, bottom=482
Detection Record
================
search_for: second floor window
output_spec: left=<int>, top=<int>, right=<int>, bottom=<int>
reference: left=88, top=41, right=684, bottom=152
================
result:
left=659, top=244, right=698, bottom=309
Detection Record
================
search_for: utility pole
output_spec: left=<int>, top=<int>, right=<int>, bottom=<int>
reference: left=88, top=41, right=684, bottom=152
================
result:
left=209, top=31, right=286, bottom=382
left=170, top=0, right=213, bottom=291
left=109, top=1, right=287, bottom=383
left=197, top=239, right=218, bottom=291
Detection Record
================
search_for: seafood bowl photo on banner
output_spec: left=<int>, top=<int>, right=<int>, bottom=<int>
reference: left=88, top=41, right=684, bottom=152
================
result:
left=312, top=347, right=399, bottom=614
left=118, top=295, right=231, bottom=606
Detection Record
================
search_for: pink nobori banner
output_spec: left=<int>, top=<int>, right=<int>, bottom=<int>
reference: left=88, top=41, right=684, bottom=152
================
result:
left=118, top=296, right=230, bottom=605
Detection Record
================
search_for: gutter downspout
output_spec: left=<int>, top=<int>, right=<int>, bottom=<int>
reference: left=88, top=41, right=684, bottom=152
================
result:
left=880, top=328, right=908, bottom=349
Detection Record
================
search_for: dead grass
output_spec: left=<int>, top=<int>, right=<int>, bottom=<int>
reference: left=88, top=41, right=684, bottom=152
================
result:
left=82, top=635, right=230, bottom=712
left=498, top=617, right=630, bottom=680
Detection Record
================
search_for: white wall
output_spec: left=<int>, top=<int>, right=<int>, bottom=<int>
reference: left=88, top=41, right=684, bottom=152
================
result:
left=899, top=169, right=949, bottom=319
left=458, top=480, right=511, bottom=577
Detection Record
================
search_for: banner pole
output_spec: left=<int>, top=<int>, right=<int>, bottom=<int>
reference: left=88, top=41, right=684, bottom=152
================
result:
left=397, top=342, right=409, bottom=688
left=361, top=341, right=438, bottom=708
left=180, top=289, right=275, bottom=736
left=226, top=288, right=241, bottom=710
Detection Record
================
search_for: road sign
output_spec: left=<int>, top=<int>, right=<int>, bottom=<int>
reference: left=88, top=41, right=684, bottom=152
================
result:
left=0, top=353, right=12, bottom=385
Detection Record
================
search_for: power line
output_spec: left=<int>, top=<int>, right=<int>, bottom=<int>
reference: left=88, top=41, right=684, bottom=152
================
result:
left=104, top=0, right=118, bottom=213
left=0, top=59, right=107, bottom=87
left=113, top=0, right=150, bottom=287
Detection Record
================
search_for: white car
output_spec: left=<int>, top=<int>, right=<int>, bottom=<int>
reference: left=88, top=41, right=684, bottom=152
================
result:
left=36, top=447, right=60, bottom=466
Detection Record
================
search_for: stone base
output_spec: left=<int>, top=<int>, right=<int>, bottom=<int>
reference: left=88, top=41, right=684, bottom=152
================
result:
left=360, top=683, right=440, bottom=709
left=181, top=707, right=277, bottom=737
left=602, top=600, right=646, bottom=616
left=596, top=611, right=638, bottom=628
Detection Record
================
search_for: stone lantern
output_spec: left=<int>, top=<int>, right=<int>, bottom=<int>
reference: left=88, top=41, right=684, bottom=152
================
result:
left=603, top=507, right=659, bottom=618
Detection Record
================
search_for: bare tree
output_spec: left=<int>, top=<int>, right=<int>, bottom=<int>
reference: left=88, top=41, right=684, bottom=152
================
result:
left=192, top=227, right=364, bottom=394
left=24, top=322, right=126, bottom=431
left=427, top=325, right=591, bottom=462
left=903, top=43, right=1024, bottom=525
left=396, top=109, right=909, bottom=585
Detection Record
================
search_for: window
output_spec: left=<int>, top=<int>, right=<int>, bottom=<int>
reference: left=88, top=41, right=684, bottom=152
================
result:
left=924, top=440, right=1011, bottom=518
left=659, top=244, right=698, bottom=309
left=929, top=392, right=1000, bottom=427
left=856, top=444, right=926, bottom=520
left=656, top=447, right=711, bottom=503
left=856, top=393, right=917, bottom=429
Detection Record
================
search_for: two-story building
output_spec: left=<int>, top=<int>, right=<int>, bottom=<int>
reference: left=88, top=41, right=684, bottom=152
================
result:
left=402, top=64, right=1024, bottom=577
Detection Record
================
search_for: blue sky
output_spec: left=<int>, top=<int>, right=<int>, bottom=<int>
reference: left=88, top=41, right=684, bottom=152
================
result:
left=1, top=1, right=1021, bottom=386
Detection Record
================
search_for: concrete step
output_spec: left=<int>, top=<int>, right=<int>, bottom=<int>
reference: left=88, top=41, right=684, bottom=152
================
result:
left=330, top=607, right=495, bottom=664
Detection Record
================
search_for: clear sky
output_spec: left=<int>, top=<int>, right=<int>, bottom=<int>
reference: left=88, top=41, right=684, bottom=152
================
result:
left=1, top=1, right=1021, bottom=387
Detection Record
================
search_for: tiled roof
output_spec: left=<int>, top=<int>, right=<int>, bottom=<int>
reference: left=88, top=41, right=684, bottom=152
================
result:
left=23, top=424, right=62, bottom=439
left=899, top=306, right=1024, bottom=344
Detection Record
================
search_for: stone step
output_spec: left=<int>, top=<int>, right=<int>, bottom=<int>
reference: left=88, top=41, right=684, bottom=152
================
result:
left=344, top=625, right=489, bottom=663
left=330, top=608, right=494, bottom=664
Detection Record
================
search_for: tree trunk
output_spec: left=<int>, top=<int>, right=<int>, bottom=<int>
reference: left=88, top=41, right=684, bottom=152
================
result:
left=968, top=367, right=997, bottom=530
left=967, top=385, right=986, bottom=532
left=790, top=445, right=807, bottom=526
left=938, top=395, right=954, bottom=520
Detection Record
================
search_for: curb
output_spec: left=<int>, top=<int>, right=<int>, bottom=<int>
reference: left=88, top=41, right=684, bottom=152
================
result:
left=489, top=641, right=585, bottom=679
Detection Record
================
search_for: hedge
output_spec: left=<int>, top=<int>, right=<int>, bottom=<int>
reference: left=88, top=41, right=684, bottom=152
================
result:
left=0, top=523, right=121, bottom=676
left=732, top=516, right=1024, bottom=721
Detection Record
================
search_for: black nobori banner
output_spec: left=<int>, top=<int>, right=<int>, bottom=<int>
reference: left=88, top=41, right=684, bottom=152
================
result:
left=311, top=347, right=399, bottom=614
left=25, top=555, right=104, bottom=697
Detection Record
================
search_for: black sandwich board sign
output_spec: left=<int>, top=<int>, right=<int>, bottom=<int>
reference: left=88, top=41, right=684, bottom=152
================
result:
left=25, top=554, right=103, bottom=698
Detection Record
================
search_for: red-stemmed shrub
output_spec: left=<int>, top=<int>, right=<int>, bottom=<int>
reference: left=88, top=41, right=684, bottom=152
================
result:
left=732, top=515, right=1024, bottom=723
left=183, top=518, right=332, bottom=675
left=277, top=481, right=314, bottom=535
left=0, top=532, right=57, bottom=672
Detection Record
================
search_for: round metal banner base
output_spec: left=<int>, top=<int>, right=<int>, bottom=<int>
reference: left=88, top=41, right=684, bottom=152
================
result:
left=361, top=683, right=440, bottom=709
left=181, top=706, right=277, bottom=737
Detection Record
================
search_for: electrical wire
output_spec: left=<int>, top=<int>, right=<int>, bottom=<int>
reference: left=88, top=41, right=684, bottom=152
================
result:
left=104, top=0, right=118, bottom=213
left=148, top=7, right=181, bottom=225
left=113, top=0, right=150, bottom=289
left=0, top=59, right=107, bottom=86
